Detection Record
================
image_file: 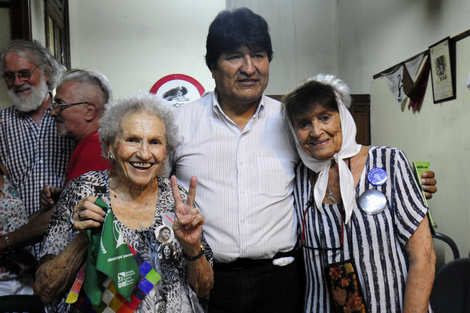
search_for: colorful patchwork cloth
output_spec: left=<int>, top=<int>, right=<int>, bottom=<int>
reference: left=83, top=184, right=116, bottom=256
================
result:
left=67, top=245, right=161, bottom=313
left=66, top=198, right=161, bottom=312
left=84, top=199, right=140, bottom=305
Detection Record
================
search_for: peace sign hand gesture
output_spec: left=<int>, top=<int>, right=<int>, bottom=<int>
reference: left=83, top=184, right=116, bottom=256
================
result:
left=171, top=175, right=205, bottom=255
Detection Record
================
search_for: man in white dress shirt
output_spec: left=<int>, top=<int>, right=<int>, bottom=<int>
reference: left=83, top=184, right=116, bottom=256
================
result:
left=168, top=8, right=301, bottom=313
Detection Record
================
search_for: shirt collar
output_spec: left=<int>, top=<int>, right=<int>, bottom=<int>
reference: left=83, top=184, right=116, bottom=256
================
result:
left=211, top=89, right=265, bottom=120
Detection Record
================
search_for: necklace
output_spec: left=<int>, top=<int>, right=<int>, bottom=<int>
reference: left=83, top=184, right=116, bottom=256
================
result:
left=327, top=162, right=340, bottom=202
left=327, top=175, right=340, bottom=202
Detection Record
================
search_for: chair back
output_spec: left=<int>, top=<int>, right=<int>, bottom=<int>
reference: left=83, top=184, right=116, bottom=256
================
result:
left=430, top=257, right=470, bottom=313
left=432, top=232, right=460, bottom=260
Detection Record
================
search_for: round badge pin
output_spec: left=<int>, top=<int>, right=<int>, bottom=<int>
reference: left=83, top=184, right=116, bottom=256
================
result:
left=357, top=189, right=387, bottom=215
left=155, top=224, right=175, bottom=244
left=367, top=168, right=387, bottom=186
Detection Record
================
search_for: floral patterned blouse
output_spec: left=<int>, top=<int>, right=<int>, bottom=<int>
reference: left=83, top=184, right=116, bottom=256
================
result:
left=0, top=174, right=29, bottom=280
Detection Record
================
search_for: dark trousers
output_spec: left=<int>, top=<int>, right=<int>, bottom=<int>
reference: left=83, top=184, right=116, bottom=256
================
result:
left=208, top=259, right=300, bottom=313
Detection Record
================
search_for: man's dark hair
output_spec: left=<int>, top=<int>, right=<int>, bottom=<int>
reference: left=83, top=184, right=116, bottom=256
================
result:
left=205, top=7, right=273, bottom=70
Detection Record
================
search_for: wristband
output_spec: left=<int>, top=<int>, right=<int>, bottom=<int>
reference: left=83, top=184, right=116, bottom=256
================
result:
left=183, top=244, right=205, bottom=261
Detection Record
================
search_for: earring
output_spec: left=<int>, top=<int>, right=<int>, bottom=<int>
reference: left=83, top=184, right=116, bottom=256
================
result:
left=108, top=153, right=114, bottom=160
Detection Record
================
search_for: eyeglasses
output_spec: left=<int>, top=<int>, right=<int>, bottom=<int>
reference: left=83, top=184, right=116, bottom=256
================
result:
left=50, top=101, right=90, bottom=112
left=301, top=198, right=344, bottom=251
left=2, top=64, right=41, bottom=85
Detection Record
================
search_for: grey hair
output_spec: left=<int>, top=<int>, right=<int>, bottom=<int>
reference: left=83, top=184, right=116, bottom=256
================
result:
left=308, top=73, right=351, bottom=108
left=0, top=39, right=65, bottom=91
left=57, top=68, right=112, bottom=106
left=99, top=92, right=179, bottom=162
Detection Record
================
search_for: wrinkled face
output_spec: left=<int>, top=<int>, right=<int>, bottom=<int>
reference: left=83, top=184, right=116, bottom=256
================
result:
left=292, top=105, right=343, bottom=161
left=111, top=111, right=167, bottom=188
left=212, top=45, right=269, bottom=107
left=3, top=52, right=49, bottom=112
left=51, top=81, right=89, bottom=140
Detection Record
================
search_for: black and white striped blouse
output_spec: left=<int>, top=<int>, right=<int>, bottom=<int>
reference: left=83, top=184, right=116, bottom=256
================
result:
left=294, top=146, right=429, bottom=313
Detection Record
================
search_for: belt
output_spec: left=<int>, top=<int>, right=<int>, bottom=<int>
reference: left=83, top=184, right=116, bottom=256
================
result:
left=213, top=248, right=298, bottom=271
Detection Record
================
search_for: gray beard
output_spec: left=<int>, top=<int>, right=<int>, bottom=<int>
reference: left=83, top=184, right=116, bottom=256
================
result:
left=7, top=77, right=49, bottom=113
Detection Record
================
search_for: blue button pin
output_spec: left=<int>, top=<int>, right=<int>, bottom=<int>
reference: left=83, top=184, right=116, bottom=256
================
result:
left=367, top=167, right=387, bottom=186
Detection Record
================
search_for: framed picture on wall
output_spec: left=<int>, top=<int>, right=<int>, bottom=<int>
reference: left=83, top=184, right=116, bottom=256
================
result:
left=429, top=37, right=456, bottom=103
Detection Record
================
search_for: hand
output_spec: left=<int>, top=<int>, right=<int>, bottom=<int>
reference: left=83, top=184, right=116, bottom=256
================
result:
left=40, top=185, right=62, bottom=210
left=171, top=175, right=204, bottom=255
left=73, top=196, right=106, bottom=232
left=421, top=170, right=437, bottom=200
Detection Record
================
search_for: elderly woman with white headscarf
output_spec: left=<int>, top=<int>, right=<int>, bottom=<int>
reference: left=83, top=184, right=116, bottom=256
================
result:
left=282, top=74, right=435, bottom=313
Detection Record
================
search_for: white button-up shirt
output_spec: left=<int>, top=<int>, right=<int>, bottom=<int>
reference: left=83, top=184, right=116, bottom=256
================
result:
left=169, top=92, right=299, bottom=262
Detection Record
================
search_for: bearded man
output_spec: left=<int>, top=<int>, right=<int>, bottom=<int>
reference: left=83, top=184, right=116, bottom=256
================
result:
left=0, top=40, right=74, bottom=258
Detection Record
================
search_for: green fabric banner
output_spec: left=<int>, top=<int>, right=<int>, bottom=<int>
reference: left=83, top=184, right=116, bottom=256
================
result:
left=83, top=198, right=140, bottom=306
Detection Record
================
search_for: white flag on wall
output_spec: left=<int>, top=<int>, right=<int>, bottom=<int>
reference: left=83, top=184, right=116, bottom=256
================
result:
left=381, top=53, right=428, bottom=110
left=382, top=65, right=405, bottom=104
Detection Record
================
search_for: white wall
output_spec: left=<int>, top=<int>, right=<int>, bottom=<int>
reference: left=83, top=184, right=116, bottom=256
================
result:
left=68, top=0, right=225, bottom=98
left=67, top=0, right=470, bottom=97
left=371, top=37, right=470, bottom=263
left=338, top=0, right=470, bottom=93
left=67, top=0, right=338, bottom=98
left=5, top=1, right=470, bottom=96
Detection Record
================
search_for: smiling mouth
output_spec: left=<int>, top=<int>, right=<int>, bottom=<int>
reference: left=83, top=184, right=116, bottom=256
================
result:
left=130, top=162, right=153, bottom=169
left=14, top=87, right=30, bottom=94
left=311, top=138, right=330, bottom=146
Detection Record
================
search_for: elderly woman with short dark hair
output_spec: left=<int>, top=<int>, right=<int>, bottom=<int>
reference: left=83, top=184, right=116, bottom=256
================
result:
left=35, top=92, right=213, bottom=312
left=283, top=74, right=435, bottom=313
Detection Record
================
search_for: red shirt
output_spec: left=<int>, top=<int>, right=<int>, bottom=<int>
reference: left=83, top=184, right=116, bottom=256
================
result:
left=65, top=131, right=112, bottom=185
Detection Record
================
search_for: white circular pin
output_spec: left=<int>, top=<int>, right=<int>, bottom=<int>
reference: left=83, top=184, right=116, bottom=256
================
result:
left=358, top=189, right=387, bottom=214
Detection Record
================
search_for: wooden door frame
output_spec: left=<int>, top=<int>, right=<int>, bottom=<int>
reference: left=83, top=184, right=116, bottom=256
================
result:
left=1, top=0, right=32, bottom=41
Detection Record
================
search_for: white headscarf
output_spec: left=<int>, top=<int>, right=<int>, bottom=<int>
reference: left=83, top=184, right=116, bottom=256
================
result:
left=287, top=74, right=362, bottom=224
